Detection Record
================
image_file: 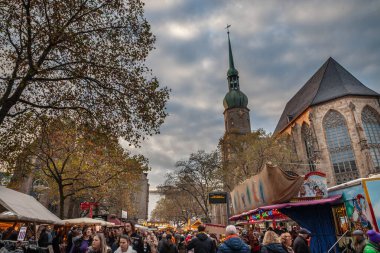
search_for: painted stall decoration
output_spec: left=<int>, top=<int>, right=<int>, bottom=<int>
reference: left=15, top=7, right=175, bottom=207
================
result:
left=363, top=179, right=380, bottom=231
left=293, top=172, right=328, bottom=201
left=230, top=164, right=304, bottom=215
left=329, top=184, right=375, bottom=232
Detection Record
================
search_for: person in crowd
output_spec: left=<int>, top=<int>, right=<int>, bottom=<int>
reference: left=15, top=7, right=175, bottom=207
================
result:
left=87, top=233, right=111, bottom=253
left=364, top=230, right=380, bottom=253
left=125, top=221, right=144, bottom=253
left=159, top=234, right=178, bottom=253
left=145, top=232, right=158, bottom=253
left=143, top=237, right=151, bottom=253
left=280, top=233, right=294, bottom=253
left=250, top=235, right=261, bottom=253
left=292, top=229, right=311, bottom=253
left=218, top=225, right=250, bottom=253
left=187, top=225, right=215, bottom=253
left=115, top=235, right=137, bottom=253
left=71, top=226, right=94, bottom=253
left=289, top=227, right=297, bottom=245
left=178, top=236, right=187, bottom=253
left=260, top=231, right=287, bottom=253
left=52, top=228, right=64, bottom=253
left=39, top=226, right=50, bottom=247
left=67, top=228, right=77, bottom=253
left=351, top=230, right=366, bottom=253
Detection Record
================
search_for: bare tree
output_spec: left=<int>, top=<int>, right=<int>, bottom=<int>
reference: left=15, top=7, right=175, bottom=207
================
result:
left=161, top=150, right=223, bottom=223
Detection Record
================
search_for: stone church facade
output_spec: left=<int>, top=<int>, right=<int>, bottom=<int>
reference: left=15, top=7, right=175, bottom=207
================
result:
left=275, top=58, right=380, bottom=186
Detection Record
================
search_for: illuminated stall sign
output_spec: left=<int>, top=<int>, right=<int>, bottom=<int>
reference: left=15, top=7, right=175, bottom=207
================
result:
left=209, top=192, right=228, bottom=204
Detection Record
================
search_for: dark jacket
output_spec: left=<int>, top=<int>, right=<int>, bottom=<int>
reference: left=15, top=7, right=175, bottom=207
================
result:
left=130, top=232, right=144, bottom=253
left=39, top=231, right=50, bottom=247
left=260, top=243, right=287, bottom=253
left=218, top=236, right=250, bottom=253
left=187, top=233, right=215, bottom=253
left=292, top=236, right=310, bottom=253
left=159, top=241, right=178, bottom=253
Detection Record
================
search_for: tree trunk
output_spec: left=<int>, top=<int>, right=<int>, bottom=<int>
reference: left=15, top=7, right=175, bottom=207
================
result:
left=58, top=185, right=65, bottom=219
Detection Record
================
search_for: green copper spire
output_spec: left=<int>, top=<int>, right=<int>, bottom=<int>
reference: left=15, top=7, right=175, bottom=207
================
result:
left=227, top=28, right=239, bottom=78
left=223, top=25, right=248, bottom=110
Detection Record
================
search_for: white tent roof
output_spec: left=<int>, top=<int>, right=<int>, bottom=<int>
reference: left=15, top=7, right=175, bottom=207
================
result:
left=0, top=186, right=63, bottom=225
left=63, top=217, right=115, bottom=227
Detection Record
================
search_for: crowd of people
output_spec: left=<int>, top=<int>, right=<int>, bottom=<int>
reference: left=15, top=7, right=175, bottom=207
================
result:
left=2, top=221, right=380, bottom=253
left=60, top=223, right=380, bottom=253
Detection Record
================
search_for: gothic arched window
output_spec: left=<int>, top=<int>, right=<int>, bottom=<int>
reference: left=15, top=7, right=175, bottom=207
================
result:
left=301, top=123, right=316, bottom=172
left=362, top=106, right=380, bottom=172
left=323, top=110, right=359, bottom=184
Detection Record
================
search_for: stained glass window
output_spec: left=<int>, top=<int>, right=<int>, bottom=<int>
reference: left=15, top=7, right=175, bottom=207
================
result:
left=362, top=106, right=380, bottom=172
left=323, top=110, right=359, bottom=184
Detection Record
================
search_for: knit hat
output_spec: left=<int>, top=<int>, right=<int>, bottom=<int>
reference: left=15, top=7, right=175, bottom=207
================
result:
left=367, top=230, right=380, bottom=244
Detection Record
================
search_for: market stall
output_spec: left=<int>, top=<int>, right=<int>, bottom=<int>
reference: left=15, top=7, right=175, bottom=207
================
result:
left=0, top=186, right=63, bottom=225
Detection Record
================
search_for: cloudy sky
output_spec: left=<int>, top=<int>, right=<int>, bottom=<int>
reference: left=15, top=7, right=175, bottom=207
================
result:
left=121, top=0, right=380, bottom=191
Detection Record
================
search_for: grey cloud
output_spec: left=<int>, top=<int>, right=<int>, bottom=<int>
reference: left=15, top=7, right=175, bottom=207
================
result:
left=124, top=0, right=380, bottom=188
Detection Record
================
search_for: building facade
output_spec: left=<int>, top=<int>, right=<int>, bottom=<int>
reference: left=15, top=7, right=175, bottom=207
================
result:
left=275, top=58, right=380, bottom=186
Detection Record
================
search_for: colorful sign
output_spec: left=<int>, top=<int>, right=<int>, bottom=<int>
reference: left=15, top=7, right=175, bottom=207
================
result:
left=293, top=172, right=328, bottom=200
left=230, top=164, right=304, bottom=215
left=329, top=184, right=375, bottom=232
left=17, top=227, right=27, bottom=241
left=362, top=178, right=380, bottom=231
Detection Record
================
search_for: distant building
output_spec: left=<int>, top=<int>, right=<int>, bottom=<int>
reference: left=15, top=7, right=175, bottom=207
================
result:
left=275, top=57, right=380, bottom=186
left=130, top=172, right=150, bottom=221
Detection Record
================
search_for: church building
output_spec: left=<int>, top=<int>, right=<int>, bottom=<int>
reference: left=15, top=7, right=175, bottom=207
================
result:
left=275, top=57, right=380, bottom=186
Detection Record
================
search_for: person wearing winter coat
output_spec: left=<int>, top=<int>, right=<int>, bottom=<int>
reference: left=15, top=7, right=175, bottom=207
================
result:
left=187, top=226, right=215, bottom=253
left=159, top=235, right=178, bottom=253
left=115, top=235, right=137, bottom=253
left=363, top=230, right=380, bottom=253
left=260, top=231, right=287, bottom=253
left=218, top=225, right=250, bottom=253
left=292, top=229, right=311, bottom=253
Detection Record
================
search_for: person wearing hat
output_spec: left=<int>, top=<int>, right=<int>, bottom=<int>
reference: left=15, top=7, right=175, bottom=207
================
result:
left=292, top=229, right=311, bottom=253
left=364, top=230, right=380, bottom=253
left=352, top=230, right=366, bottom=253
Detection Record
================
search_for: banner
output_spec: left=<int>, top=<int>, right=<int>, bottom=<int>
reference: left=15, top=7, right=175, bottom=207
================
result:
left=122, top=210, right=128, bottom=219
left=293, top=172, right=328, bottom=201
left=230, top=164, right=304, bottom=215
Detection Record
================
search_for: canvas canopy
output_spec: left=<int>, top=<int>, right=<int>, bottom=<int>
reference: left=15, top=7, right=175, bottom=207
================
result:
left=230, top=163, right=304, bottom=215
left=63, top=217, right=115, bottom=226
left=0, top=186, right=63, bottom=225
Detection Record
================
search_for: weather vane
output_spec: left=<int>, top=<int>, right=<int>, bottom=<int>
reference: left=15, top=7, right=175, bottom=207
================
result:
left=225, top=24, right=231, bottom=34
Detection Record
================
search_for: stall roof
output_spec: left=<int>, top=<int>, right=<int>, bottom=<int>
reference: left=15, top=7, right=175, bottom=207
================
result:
left=63, top=217, right=115, bottom=226
left=0, top=186, right=63, bottom=225
left=256, top=194, right=342, bottom=211
left=229, top=194, right=342, bottom=221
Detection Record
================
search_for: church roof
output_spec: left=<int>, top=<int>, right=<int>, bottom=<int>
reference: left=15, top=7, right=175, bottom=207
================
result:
left=274, top=57, right=379, bottom=134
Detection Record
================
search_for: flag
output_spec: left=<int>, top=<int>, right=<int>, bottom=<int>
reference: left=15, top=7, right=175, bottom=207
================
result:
left=122, top=210, right=128, bottom=219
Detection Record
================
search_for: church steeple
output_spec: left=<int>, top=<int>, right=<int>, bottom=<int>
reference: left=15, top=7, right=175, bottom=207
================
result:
left=226, top=27, right=239, bottom=91
left=222, top=25, right=251, bottom=135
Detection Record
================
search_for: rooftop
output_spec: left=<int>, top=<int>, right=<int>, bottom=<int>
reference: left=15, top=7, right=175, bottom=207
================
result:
left=274, top=57, right=379, bottom=134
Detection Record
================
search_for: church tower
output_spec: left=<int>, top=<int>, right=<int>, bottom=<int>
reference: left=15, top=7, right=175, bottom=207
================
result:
left=223, top=30, right=251, bottom=134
